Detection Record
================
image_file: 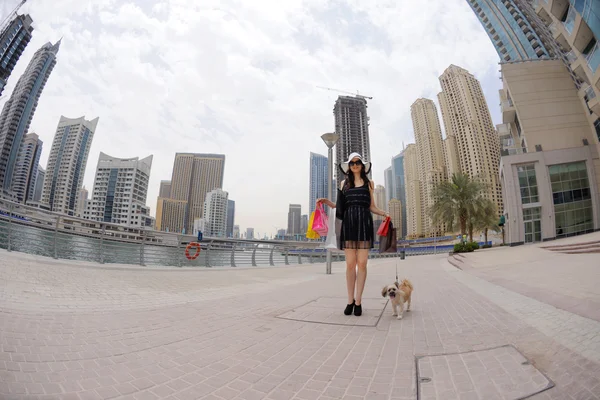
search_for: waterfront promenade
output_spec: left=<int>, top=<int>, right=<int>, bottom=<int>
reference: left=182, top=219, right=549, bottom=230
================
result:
left=1, top=234, right=600, bottom=400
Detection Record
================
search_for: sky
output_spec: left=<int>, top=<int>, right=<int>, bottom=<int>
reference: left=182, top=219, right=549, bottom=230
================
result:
left=1, top=0, right=502, bottom=238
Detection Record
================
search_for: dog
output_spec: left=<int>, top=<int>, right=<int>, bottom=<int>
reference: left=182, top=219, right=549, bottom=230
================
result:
left=381, top=279, right=413, bottom=320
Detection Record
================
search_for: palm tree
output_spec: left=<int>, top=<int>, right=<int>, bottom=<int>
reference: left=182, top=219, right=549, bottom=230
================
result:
left=429, top=173, right=485, bottom=238
left=472, top=197, right=499, bottom=245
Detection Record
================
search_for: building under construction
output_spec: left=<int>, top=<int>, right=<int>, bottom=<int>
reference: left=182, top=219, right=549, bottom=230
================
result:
left=333, top=95, right=371, bottom=187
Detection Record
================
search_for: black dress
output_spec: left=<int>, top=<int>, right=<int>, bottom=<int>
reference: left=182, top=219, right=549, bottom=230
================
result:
left=339, top=182, right=374, bottom=250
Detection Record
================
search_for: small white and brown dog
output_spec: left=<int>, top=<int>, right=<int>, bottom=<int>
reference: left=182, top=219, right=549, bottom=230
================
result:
left=381, top=279, right=413, bottom=320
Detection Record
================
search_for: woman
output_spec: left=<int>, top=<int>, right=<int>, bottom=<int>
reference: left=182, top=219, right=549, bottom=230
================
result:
left=317, top=152, right=389, bottom=316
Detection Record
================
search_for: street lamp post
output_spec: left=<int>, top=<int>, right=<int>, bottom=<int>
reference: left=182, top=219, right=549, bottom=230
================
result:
left=321, top=132, right=339, bottom=275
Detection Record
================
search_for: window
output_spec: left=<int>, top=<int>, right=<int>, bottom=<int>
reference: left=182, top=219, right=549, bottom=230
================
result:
left=517, top=164, right=539, bottom=204
left=549, top=162, right=594, bottom=237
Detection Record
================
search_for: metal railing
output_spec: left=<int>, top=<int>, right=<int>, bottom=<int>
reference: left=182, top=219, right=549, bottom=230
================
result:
left=0, top=198, right=423, bottom=268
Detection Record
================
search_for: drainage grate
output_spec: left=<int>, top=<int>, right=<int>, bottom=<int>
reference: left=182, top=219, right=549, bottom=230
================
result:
left=416, top=345, right=554, bottom=400
left=276, top=297, right=388, bottom=327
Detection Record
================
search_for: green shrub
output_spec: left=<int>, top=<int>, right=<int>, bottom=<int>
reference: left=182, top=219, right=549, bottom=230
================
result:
left=453, top=242, right=480, bottom=253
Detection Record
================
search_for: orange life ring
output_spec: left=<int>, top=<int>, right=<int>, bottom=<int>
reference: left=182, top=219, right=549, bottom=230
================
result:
left=185, top=242, right=201, bottom=260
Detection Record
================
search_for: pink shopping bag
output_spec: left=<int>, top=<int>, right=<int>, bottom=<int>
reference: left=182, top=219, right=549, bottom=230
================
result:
left=312, top=203, right=328, bottom=236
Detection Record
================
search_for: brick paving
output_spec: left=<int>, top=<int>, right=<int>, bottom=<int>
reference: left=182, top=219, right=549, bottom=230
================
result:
left=1, top=246, right=600, bottom=399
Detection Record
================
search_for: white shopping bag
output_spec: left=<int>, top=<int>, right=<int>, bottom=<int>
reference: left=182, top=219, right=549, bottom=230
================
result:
left=324, top=208, right=338, bottom=249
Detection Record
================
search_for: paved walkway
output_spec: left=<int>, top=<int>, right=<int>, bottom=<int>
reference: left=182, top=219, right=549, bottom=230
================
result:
left=1, top=241, right=600, bottom=400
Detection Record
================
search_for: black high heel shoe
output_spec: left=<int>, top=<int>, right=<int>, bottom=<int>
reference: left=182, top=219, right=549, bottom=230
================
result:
left=344, top=300, right=355, bottom=315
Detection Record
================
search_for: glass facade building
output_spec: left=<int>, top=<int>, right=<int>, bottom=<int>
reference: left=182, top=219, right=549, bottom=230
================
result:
left=391, top=152, right=407, bottom=239
left=0, top=40, right=60, bottom=197
left=309, top=152, right=328, bottom=216
left=0, top=14, right=33, bottom=96
left=549, top=161, right=594, bottom=237
left=466, top=0, right=552, bottom=62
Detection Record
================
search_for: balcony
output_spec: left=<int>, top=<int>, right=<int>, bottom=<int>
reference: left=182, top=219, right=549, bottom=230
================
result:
left=501, top=98, right=516, bottom=122
left=585, top=41, right=600, bottom=75
left=583, top=84, right=600, bottom=115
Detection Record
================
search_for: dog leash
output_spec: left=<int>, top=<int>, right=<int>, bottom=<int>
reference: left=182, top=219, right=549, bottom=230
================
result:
left=395, top=261, right=399, bottom=285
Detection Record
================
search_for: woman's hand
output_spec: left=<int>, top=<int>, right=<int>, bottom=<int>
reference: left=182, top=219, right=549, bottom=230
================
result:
left=317, top=198, right=334, bottom=208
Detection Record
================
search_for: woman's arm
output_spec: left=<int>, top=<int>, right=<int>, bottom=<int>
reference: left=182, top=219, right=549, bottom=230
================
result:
left=316, top=179, right=346, bottom=209
left=316, top=198, right=335, bottom=208
left=369, top=181, right=389, bottom=218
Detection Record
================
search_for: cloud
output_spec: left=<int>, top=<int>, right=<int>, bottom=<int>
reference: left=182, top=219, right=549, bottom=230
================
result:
left=1, top=0, right=502, bottom=237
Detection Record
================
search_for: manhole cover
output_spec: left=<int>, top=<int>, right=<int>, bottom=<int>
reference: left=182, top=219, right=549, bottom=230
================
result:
left=276, top=297, right=388, bottom=326
left=416, top=345, right=554, bottom=400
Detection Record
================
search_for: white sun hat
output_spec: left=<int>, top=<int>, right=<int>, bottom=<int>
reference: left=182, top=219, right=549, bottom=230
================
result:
left=340, top=152, right=371, bottom=174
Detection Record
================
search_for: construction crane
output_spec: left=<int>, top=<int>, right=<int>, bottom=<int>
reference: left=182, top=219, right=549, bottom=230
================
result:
left=0, top=0, right=27, bottom=36
left=316, top=86, right=373, bottom=100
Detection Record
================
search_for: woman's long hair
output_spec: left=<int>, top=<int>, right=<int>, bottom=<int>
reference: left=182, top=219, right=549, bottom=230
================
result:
left=345, top=162, right=370, bottom=190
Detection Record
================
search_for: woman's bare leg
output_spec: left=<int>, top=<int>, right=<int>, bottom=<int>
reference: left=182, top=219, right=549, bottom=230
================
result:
left=355, top=249, right=369, bottom=305
left=344, top=249, right=357, bottom=304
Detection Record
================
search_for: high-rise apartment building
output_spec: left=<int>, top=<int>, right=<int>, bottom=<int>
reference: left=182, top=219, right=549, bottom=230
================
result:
left=0, top=14, right=34, bottom=96
left=161, top=153, right=225, bottom=233
left=388, top=198, right=403, bottom=239
left=0, top=40, right=60, bottom=197
left=334, top=96, right=371, bottom=187
left=374, top=184, right=386, bottom=211
left=438, top=65, right=503, bottom=215
left=531, top=0, right=600, bottom=136
left=84, top=152, right=153, bottom=227
left=159, top=180, right=171, bottom=198
left=11, top=132, right=42, bottom=203
left=309, top=152, right=328, bottom=215
left=287, top=204, right=302, bottom=236
left=42, top=115, right=98, bottom=215
left=155, top=198, right=186, bottom=233
left=226, top=199, right=235, bottom=238
left=246, top=227, right=254, bottom=240
left=76, top=186, right=88, bottom=217
left=404, top=143, right=422, bottom=238
left=411, top=98, right=446, bottom=236
left=391, top=151, right=407, bottom=238
left=203, top=188, right=229, bottom=237
left=33, top=165, right=44, bottom=202
left=466, top=0, right=553, bottom=62
left=499, top=59, right=600, bottom=244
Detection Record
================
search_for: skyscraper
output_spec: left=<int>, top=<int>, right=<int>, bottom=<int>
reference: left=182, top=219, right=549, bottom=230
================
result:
left=438, top=65, right=503, bottom=215
left=11, top=132, right=42, bottom=203
left=226, top=199, right=235, bottom=238
left=388, top=198, right=403, bottom=239
left=404, top=143, right=422, bottom=238
left=76, top=186, right=88, bottom=217
left=0, top=40, right=60, bottom=197
left=391, top=151, right=407, bottom=238
left=33, top=165, right=44, bottom=202
left=309, top=152, right=328, bottom=215
left=334, top=96, right=371, bottom=187
left=374, top=184, right=386, bottom=211
left=301, top=214, right=308, bottom=236
left=246, top=227, right=254, bottom=240
left=203, top=188, right=229, bottom=237
left=159, top=180, right=171, bottom=198
left=164, top=153, right=225, bottom=233
left=84, top=152, right=153, bottom=227
left=411, top=98, right=446, bottom=236
left=465, top=0, right=552, bottom=62
left=384, top=166, right=394, bottom=205
left=0, top=14, right=34, bottom=96
left=42, top=115, right=99, bottom=214
left=287, top=204, right=301, bottom=236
